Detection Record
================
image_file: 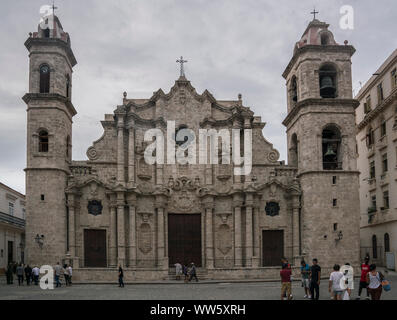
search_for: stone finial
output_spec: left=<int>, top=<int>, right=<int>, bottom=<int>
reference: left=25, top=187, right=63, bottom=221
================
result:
left=29, top=32, right=32, bottom=37
left=344, top=40, right=348, bottom=45
left=123, top=91, right=127, bottom=99
left=238, top=93, right=242, bottom=101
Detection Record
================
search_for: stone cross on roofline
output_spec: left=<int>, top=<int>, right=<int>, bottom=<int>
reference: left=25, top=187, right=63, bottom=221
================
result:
left=176, top=56, right=188, bottom=78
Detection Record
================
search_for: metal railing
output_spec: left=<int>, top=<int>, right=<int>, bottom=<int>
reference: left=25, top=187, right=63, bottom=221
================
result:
left=0, top=211, right=25, bottom=229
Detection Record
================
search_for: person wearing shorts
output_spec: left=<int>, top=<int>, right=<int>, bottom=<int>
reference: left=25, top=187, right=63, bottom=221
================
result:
left=300, top=260, right=311, bottom=299
left=329, top=264, right=344, bottom=300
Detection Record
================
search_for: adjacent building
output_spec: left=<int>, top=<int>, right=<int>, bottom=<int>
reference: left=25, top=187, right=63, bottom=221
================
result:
left=0, top=182, right=26, bottom=274
left=355, top=49, right=397, bottom=269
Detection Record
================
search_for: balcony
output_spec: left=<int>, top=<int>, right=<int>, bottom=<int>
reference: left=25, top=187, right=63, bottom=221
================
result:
left=323, top=162, right=342, bottom=170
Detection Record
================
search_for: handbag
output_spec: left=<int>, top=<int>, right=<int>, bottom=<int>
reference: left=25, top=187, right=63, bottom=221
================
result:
left=382, top=279, right=391, bottom=292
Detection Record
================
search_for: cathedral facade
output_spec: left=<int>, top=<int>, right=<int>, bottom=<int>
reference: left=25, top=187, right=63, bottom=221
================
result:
left=23, top=14, right=361, bottom=281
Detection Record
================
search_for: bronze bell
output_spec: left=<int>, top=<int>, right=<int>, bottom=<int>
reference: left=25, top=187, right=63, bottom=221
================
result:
left=320, top=76, right=336, bottom=98
left=324, top=144, right=336, bottom=157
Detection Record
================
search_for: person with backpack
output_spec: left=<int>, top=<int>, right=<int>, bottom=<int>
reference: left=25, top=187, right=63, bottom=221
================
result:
left=366, top=264, right=383, bottom=300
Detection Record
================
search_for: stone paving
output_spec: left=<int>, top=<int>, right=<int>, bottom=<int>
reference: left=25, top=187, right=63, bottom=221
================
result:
left=0, top=274, right=396, bottom=300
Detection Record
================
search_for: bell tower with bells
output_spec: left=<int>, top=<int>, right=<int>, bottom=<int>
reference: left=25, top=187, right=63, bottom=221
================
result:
left=282, top=16, right=361, bottom=267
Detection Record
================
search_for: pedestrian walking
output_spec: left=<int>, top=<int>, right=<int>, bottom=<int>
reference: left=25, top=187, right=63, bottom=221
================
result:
left=32, top=266, right=40, bottom=285
left=54, top=262, right=63, bottom=288
left=356, top=257, right=370, bottom=300
left=280, top=263, right=292, bottom=300
left=25, top=265, right=32, bottom=286
left=309, top=258, right=321, bottom=300
left=188, top=263, right=198, bottom=282
left=328, top=264, right=344, bottom=300
left=183, top=264, right=189, bottom=283
left=174, top=262, right=182, bottom=280
left=16, top=263, right=24, bottom=286
left=63, top=264, right=69, bottom=286
left=300, top=260, right=311, bottom=299
left=366, top=264, right=383, bottom=300
left=67, top=265, right=73, bottom=286
left=118, top=264, right=125, bottom=287
left=6, top=263, right=14, bottom=285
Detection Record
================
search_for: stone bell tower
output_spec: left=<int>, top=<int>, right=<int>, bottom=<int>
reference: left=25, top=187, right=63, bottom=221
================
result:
left=23, top=11, right=77, bottom=266
left=282, top=18, right=360, bottom=268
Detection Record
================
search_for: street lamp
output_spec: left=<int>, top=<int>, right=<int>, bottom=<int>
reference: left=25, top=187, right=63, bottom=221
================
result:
left=35, top=234, right=45, bottom=248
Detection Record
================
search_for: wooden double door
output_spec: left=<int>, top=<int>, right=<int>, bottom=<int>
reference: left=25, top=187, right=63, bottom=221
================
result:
left=84, top=229, right=107, bottom=267
left=262, top=230, right=284, bottom=267
left=168, top=214, right=202, bottom=267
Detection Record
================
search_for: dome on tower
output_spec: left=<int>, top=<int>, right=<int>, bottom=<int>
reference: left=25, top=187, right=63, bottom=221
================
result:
left=294, top=19, right=337, bottom=53
left=33, top=13, right=71, bottom=45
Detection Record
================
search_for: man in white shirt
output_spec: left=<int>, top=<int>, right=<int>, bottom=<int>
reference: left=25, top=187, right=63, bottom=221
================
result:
left=32, top=266, right=40, bottom=285
left=67, top=265, right=73, bottom=285
left=329, top=264, right=344, bottom=300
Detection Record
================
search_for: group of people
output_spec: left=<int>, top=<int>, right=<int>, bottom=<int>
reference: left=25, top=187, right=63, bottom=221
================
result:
left=5, top=262, right=72, bottom=287
left=54, top=262, right=73, bottom=287
left=280, top=256, right=389, bottom=300
left=5, top=262, right=40, bottom=286
left=174, top=262, right=198, bottom=282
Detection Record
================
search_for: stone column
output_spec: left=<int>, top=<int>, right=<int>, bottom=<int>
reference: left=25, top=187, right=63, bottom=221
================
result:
left=156, top=195, right=167, bottom=268
left=116, top=114, right=125, bottom=185
left=203, top=196, right=214, bottom=269
left=292, top=195, right=301, bottom=259
left=128, top=120, right=135, bottom=188
left=66, top=193, right=78, bottom=267
left=117, top=194, right=126, bottom=267
left=233, top=195, right=243, bottom=267
left=245, top=193, right=254, bottom=267
left=109, top=203, right=117, bottom=267
left=128, top=202, right=137, bottom=267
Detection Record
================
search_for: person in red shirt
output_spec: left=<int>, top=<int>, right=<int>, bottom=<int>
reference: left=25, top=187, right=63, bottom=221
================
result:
left=280, top=263, right=292, bottom=300
left=356, top=257, right=370, bottom=300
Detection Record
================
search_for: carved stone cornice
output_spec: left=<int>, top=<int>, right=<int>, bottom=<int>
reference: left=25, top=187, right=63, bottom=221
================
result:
left=282, top=98, right=359, bottom=127
left=357, top=88, right=397, bottom=131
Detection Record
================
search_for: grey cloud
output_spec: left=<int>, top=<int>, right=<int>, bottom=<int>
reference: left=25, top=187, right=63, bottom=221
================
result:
left=0, top=0, right=396, bottom=194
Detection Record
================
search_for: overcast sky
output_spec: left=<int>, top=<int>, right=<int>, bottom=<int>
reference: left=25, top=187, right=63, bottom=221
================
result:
left=0, top=0, right=396, bottom=194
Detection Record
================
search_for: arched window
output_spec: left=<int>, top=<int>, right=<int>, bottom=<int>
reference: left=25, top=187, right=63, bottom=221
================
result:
left=66, top=74, right=70, bottom=98
left=39, top=130, right=49, bottom=153
left=319, top=64, right=337, bottom=98
left=322, top=125, right=342, bottom=170
left=384, top=233, right=390, bottom=253
left=372, top=235, right=378, bottom=259
left=291, top=76, right=298, bottom=103
left=39, top=64, right=50, bottom=93
left=43, top=27, right=50, bottom=38
left=289, top=133, right=298, bottom=167
left=320, top=33, right=330, bottom=45
left=175, top=125, right=194, bottom=147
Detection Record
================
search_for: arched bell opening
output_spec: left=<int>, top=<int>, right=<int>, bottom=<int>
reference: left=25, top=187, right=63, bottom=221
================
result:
left=319, top=64, right=337, bottom=98
left=322, top=125, right=342, bottom=170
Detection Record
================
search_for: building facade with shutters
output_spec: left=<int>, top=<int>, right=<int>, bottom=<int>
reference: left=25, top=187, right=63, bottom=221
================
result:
left=0, top=182, right=26, bottom=274
left=23, top=14, right=361, bottom=281
left=355, top=49, right=397, bottom=270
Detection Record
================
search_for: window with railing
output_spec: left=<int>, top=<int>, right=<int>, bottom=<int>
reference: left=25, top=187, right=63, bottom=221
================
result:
left=391, top=68, right=397, bottom=89
left=8, top=202, right=14, bottom=216
left=383, top=191, right=389, bottom=210
left=377, top=82, right=384, bottom=105
left=369, top=161, right=376, bottom=179
left=382, top=153, right=388, bottom=173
